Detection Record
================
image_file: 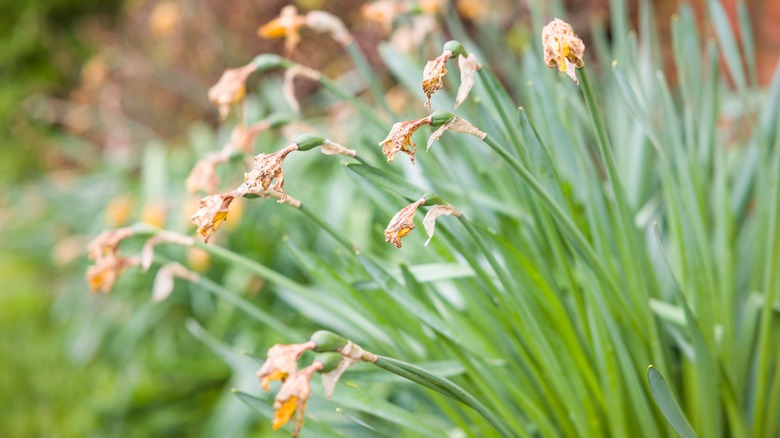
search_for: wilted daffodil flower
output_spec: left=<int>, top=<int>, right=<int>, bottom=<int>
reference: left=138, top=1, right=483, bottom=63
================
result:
left=257, top=341, right=316, bottom=391
left=191, top=192, right=236, bottom=243
left=207, top=62, right=257, bottom=120
left=379, top=116, right=432, bottom=164
left=85, top=227, right=139, bottom=293
left=422, top=40, right=481, bottom=108
left=259, top=5, right=352, bottom=53
left=385, top=198, right=426, bottom=248
left=243, top=144, right=299, bottom=203
left=272, top=362, right=322, bottom=436
left=542, top=18, right=585, bottom=85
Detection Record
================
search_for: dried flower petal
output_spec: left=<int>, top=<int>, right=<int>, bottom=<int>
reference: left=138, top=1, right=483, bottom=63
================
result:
left=319, top=139, right=356, bottom=157
left=140, top=231, right=195, bottom=272
left=152, top=262, right=199, bottom=302
left=272, top=362, right=322, bottom=436
left=384, top=198, right=426, bottom=248
left=427, top=116, right=487, bottom=150
left=305, top=11, right=353, bottom=45
left=225, top=121, right=268, bottom=155
left=321, top=340, right=377, bottom=399
left=283, top=65, right=322, bottom=113
left=378, top=117, right=432, bottom=164
left=191, top=192, right=236, bottom=243
left=243, top=144, right=299, bottom=203
left=257, top=342, right=316, bottom=391
left=258, top=5, right=307, bottom=54
left=362, top=1, right=404, bottom=31
left=455, top=53, right=481, bottom=108
left=423, top=205, right=462, bottom=246
left=87, top=227, right=135, bottom=260
left=542, top=18, right=585, bottom=85
left=422, top=50, right=453, bottom=107
left=186, top=153, right=228, bottom=194
left=207, top=63, right=257, bottom=120
left=86, top=254, right=139, bottom=293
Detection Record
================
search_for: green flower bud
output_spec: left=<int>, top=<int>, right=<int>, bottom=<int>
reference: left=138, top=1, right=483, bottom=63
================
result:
left=295, top=134, right=327, bottom=151
left=251, top=54, right=291, bottom=72
left=430, top=110, right=455, bottom=127
left=310, top=330, right=348, bottom=352
left=443, top=40, right=466, bottom=57
left=313, top=352, right=343, bottom=373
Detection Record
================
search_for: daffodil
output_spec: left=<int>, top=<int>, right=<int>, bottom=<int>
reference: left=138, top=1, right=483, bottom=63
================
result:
left=384, top=198, right=426, bottom=248
left=207, top=63, right=257, bottom=120
left=272, top=362, right=322, bottom=436
left=190, top=192, right=236, bottom=243
left=243, top=144, right=299, bottom=203
left=542, top=18, right=585, bottom=85
left=378, top=116, right=432, bottom=164
left=257, top=5, right=307, bottom=54
left=257, top=342, right=316, bottom=391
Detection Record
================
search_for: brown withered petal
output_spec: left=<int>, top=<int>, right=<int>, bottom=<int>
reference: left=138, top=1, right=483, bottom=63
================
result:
left=455, top=53, right=481, bottom=108
left=151, top=262, right=198, bottom=302
left=243, top=144, right=299, bottom=203
left=207, top=63, right=257, bottom=120
left=305, top=11, right=353, bottom=45
left=140, top=231, right=195, bottom=272
left=186, top=153, right=227, bottom=195
left=384, top=198, right=426, bottom=248
left=257, top=342, right=316, bottom=391
left=319, top=139, right=356, bottom=157
left=225, top=121, right=268, bottom=155
left=191, top=192, right=236, bottom=243
left=86, top=254, right=139, bottom=293
left=283, top=65, right=322, bottom=113
left=423, top=205, right=462, bottom=246
left=87, top=227, right=135, bottom=260
left=378, top=117, right=432, bottom=164
left=321, top=340, right=377, bottom=399
left=362, top=1, right=404, bottom=32
left=542, top=18, right=585, bottom=85
left=426, top=116, right=487, bottom=150
left=422, top=50, right=453, bottom=107
left=272, top=362, right=322, bottom=436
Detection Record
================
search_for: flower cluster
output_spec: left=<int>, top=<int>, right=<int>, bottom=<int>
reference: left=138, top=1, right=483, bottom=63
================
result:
left=257, top=332, right=376, bottom=437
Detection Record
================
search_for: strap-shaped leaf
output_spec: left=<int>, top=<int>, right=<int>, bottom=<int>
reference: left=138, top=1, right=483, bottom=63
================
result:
left=647, top=365, right=697, bottom=438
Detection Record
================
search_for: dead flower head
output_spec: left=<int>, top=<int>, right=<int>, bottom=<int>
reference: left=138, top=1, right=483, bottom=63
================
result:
left=86, top=253, right=139, bottom=293
left=258, top=5, right=307, bottom=54
left=385, top=198, right=426, bottom=248
left=542, top=18, right=585, bottom=85
left=272, top=362, right=322, bottom=436
left=379, top=116, right=432, bottom=164
left=456, top=53, right=481, bottom=108
left=422, top=50, right=453, bottom=108
left=87, top=227, right=135, bottom=260
left=186, top=153, right=227, bottom=195
left=243, top=144, right=299, bottom=203
left=362, top=1, right=405, bottom=32
left=191, top=192, right=236, bottom=243
left=208, top=63, right=257, bottom=120
left=257, top=342, right=316, bottom=391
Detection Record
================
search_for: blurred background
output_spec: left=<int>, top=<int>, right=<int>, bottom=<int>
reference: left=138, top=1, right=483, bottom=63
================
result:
left=1, top=0, right=778, bottom=435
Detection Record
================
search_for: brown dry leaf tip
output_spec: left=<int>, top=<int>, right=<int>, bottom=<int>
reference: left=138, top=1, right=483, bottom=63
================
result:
left=257, top=341, right=317, bottom=392
left=186, top=152, right=228, bottom=195
left=319, top=139, right=356, bottom=157
left=272, top=362, right=323, bottom=437
left=140, top=231, right=195, bottom=272
left=243, top=144, right=299, bottom=204
left=190, top=192, right=236, bottom=243
left=207, top=63, right=257, bottom=120
left=379, top=116, right=432, bottom=164
left=152, top=262, right=199, bottom=302
left=305, top=11, right=353, bottom=45
left=455, top=53, right=481, bottom=108
left=283, top=65, right=322, bottom=113
left=542, top=18, right=585, bottom=85
left=423, top=205, right=462, bottom=246
left=426, top=116, right=487, bottom=150
left=384, top=198, right=426, bottom=248
left=321, top=340, right=377, bottom=399
left=422, top=50, right=453, bottom=108
left=258, top=5, right=307, bottom=54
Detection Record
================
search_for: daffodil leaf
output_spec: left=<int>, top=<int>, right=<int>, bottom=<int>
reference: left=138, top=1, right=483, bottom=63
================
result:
left=647, top=366, right=697, bottom=438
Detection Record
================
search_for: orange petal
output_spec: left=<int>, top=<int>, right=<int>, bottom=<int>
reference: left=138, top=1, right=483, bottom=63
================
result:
left=273, top=396, right=298, bottom=430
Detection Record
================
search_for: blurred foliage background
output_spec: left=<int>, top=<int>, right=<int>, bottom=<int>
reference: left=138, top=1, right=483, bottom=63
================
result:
left=2, top=0, right=780, bottom=436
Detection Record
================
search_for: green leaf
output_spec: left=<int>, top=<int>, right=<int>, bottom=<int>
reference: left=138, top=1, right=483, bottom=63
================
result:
left=647, top=365, right=697, bottom=438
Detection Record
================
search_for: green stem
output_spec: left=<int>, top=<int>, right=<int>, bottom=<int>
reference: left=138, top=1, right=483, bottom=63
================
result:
left=297, top=203, right=354, bottom=252
left=317, top=74, right=387, bottom=129
left=373, top=355, right=518, bottom=438
left=344, top=40, right=392, bottom=115
left=477, top=69, right=524, bottom=151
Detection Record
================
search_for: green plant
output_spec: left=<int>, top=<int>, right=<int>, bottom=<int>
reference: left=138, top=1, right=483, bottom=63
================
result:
left=84, top=1, right=780, bottom=437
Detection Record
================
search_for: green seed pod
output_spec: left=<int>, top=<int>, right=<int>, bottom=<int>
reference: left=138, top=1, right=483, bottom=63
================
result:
left=251, top=54, right=290, bottom=72
left=295, top=134, right=327, bottom=151
left=310, top=330, right=348, bottom=352
left=442, top=40, right=466, bottom=57
left=313, top=352, right=343, bottom=373
left=430, top=110, right=455, bottom=127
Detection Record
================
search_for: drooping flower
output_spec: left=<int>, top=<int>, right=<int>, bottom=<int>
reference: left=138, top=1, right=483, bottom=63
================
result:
left=542, top=18, right=585, bottom=85
left=258, top=5, right=307, bottom=54
left=320, top=340, right=378, bottom=399
left=186, top=153, right=227, bottom=194
left=243, top=144, right=299, bottom=203
left=87, top=227, right=135, bottom=260
left=272, top=362, right=323, bottom=436
left=384, top=198, right=426, bottom=248
left=86, top=253, right=139, bottom=293
left=455, top=53, right=481, bottom=108
left=257, top=342, right=317, bottom=391
left=151, top=262, right=199, bottom=302
left=378, top=116, right=432, bottom=164
left=422, top=50, right=453, bottom=107
left=362, top=1, right=405, bottom=32
left=207, top=63, right=257, bottom=120
left=190, top=192, right=236, bottom=243
left=423, top=204, right=462, bottom=246
left=305, top=11, right=352, bottom=46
